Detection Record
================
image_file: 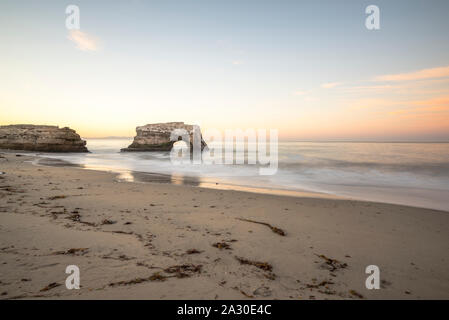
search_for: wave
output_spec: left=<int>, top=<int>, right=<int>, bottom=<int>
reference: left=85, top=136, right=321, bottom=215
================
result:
left=28, top=139, right=449, bottom=212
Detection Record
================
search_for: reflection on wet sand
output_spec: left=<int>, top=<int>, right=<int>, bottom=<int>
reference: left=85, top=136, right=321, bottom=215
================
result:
left=117, top=171, right=202, bottom=187
left=117, top=170, right=337, bottom=198
left=36, top=156, right=339, bottom=200
left=36, top=157, right=85, bottom=168
left=199, top=181, right=341, bottom=199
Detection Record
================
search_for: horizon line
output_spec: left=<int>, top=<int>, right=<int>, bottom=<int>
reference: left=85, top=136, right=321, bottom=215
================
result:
left=83, top=136, right=449, bottom=143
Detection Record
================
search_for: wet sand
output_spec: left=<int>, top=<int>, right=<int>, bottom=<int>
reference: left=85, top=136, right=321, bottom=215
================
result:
left=1, top=152, right=449, bottom=299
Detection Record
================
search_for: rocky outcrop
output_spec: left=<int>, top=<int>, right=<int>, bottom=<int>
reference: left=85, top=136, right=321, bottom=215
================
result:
left=121, top=122, right=207, bottom=152
left=0, top=125, right=88, bottom=152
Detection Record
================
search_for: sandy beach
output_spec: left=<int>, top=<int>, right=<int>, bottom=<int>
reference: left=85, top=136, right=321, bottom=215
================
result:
left=1, top=152, right=448, bottom=300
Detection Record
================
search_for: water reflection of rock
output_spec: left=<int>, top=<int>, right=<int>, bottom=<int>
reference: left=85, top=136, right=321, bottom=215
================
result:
left=117, top=171, right=201, bottom=187
left=37, top=158, right=85, bottom=168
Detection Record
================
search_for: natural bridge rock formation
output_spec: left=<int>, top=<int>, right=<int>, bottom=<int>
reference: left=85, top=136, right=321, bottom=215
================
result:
left=0, top=125, right=88, bottom=152
left=121, top=122, right=207, bottom=152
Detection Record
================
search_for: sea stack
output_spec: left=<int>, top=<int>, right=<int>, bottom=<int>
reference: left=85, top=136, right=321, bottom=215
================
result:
left=121, top=122, right=207, bottom=152
left=0, top=125, right=88, bottom=152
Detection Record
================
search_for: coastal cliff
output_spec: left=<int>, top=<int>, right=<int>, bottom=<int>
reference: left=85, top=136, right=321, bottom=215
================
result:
left=0, top=125, right=88, bottom=152
left=121, top=122, right=207, bottom=152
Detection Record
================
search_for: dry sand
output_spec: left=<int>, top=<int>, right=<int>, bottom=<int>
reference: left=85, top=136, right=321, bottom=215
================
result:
left=0, top=152, right=448, bottom=299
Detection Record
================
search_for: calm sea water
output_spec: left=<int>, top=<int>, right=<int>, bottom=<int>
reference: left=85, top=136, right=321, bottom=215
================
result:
left=33, top=139, right=449, bottom=211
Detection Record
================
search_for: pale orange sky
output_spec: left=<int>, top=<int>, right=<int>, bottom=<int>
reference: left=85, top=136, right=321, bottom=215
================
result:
left=2, top=64, right=449, bottom=141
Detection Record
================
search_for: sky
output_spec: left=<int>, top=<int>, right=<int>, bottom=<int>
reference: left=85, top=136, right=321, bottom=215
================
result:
left=1, top=0, right=449, bottom=140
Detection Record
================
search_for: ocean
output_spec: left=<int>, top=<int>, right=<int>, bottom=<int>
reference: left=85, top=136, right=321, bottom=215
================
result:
left=32, top=139, right=449, bottom=212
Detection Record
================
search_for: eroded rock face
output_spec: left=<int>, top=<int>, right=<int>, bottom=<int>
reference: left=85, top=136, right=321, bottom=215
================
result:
left=0, top=125, right=88, bottom=152
left=122, top=122, right=207, bottom=152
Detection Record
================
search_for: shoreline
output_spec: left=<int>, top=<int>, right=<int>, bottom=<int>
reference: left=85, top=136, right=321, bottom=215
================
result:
left=1, top=152, right=449, bottom=299
left=33, top=154, right=449, bottom=213
left=33, top=157, right=345, bottom=202
left=4, top=146, right=449, bottom=212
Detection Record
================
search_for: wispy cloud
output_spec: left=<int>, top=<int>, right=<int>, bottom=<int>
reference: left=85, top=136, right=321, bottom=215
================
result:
left=321, top=82, right=343, bottom=89
left=412, top=96, right=449, bottom=107
left=374, top=65, right=449, bottom=82
left=232, top=60, right=243, bottom=65
left=388, top=96, right=449, bottom=116
left=67, top=30, right=99, bottom=51
left=293, top=90, right=306, bottom=96
left=344, top=85, right=395, bottom=91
